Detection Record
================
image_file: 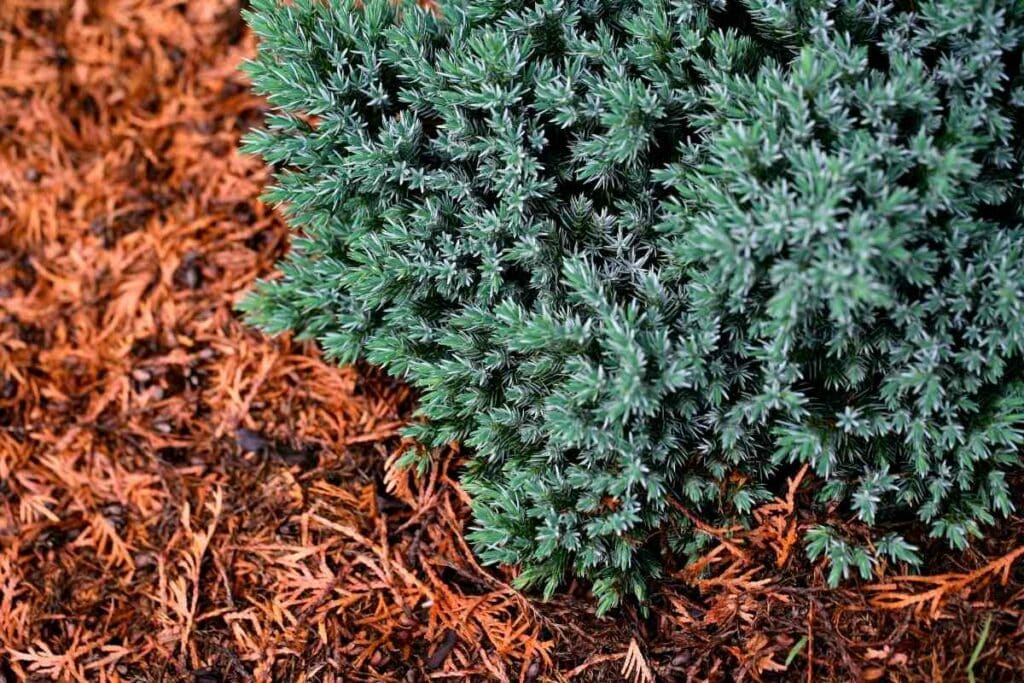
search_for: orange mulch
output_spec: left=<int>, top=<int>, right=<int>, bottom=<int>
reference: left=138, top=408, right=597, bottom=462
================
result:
left=2, top=2, right=1024, bottom=681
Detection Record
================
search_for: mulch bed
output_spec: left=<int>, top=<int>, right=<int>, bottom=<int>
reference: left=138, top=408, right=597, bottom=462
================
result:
left=2, top=2, right=1023, bottom=681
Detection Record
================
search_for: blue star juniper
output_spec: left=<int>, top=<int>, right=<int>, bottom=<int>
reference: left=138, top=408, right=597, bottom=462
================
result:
left=240, top=0, right=1024, bottom=613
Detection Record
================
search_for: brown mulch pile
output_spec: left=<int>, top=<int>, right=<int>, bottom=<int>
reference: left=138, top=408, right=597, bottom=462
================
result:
left=2, top=2, right=1024, bottom=681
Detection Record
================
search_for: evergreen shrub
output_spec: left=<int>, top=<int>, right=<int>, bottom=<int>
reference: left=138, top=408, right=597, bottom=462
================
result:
left=241, top=0, right=1024, bottom=611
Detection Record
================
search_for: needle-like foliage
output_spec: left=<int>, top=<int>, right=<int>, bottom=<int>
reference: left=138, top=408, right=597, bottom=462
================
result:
left=241, top=0, right=1024, bottom=612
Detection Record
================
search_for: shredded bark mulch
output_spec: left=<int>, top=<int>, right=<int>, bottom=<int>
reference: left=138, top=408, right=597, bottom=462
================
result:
left=2, top=2, right=1023, bottom=681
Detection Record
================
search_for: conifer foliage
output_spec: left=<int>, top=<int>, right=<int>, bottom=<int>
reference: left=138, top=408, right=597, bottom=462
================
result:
left=241, top=0, right=1024, bottom=611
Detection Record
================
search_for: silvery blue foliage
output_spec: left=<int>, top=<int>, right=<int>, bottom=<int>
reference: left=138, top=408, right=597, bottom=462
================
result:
left=242, top=0, right=1024, bottom=612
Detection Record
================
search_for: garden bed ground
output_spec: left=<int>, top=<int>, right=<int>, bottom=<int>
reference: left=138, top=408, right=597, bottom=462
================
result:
left=2, top=1, right=1024, bottom=681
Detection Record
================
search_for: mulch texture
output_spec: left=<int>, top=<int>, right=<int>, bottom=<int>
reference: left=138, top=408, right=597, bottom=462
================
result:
left=2, top=2, right=1023, bottom=681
